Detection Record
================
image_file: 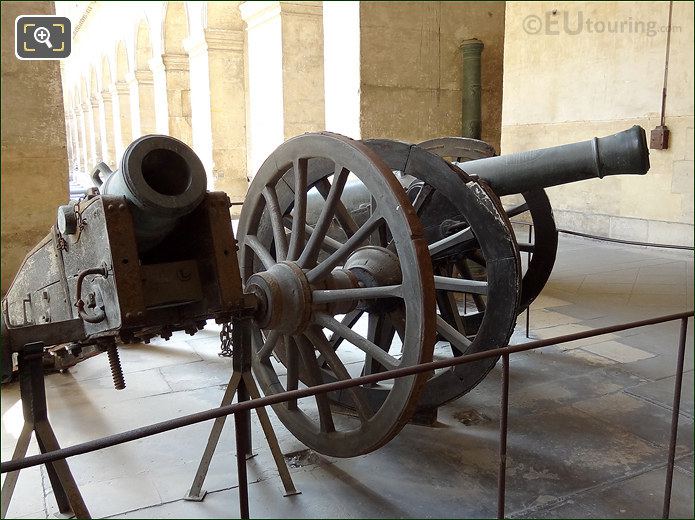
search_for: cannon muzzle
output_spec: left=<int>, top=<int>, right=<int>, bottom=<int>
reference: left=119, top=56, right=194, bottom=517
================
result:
left=460, top=126, right=649, bottom=196
left=93, top=135, right=207, bottom=251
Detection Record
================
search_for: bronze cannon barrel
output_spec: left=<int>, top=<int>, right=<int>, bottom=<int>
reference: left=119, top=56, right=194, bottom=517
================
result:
left=458, top=125, right=649, bottom=196
left=91, top=135, right=207, bottom=251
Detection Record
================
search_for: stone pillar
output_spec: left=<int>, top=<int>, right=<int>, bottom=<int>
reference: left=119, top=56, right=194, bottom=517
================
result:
left=64, top=115, right=75, bottom=174
left=127, top=69, right=157, bottom=138
left=65, top=111, right=79, bottom=174
left=91, top=96, right=103, bottom=162
left=100, top=89, right=117, bottom=168
left=185, top=28, right=247, bottom=199
left=114, top=80, right=132, bottom=154
left=82, top=102, right=97, bottom=170
left=162, top=53, right=192, bottom=145
left=241, top=1, right=325, bottom=177
left=149, top=56, right=170, bottom=134
left=1, top=0, right=69, bottom=292
left=77, top=106, right=89, bottom=173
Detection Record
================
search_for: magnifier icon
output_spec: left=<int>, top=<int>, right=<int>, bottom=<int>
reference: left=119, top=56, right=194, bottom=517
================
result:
left=33, top=26, right=52, bottom=49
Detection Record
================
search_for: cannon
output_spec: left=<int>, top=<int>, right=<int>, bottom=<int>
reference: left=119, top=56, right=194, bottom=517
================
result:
left=237, top=125, right=650, bottom=444
left=1, top=135, right=242, bottom=385
left=2, top=127, right=649, bottom=462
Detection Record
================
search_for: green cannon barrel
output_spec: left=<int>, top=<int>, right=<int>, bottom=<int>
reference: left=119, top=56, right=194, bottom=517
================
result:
left=459, top=125, right=650, bottom=196
left=94, top=135, right=207, bottom=251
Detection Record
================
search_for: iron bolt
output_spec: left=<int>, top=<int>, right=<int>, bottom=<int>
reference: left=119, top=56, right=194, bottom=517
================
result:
left=57, top=205, right=78, bottom=235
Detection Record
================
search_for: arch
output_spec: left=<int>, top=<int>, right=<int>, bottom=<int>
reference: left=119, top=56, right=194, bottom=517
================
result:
left=163, top=2, right=189, bottom=53
left=136, top=19, right=153, bottom=70
left=102, top=55, right=112, bottom=86
left=116, top=40, right=130, bottom=81
left=206, top=1, right=243, bottom=30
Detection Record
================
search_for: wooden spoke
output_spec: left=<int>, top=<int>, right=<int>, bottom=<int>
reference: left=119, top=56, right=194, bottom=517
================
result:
left=306, top=212, right=383, bottom=284
left=305, top=326, right=373, bottom=420
left=262, top=186, right=288, bottom=261
left=505, top=202, right=529, bottom=218
left=314, top=313, right=399, bottom=370
left=287, top=158, right=308, bottom=261
left=455, top=259, right=486, bottom=311
left=245, top=235, right=276, bottom=270
left=428, top=226, right=476, bottom=256
left=364, top=313, right=397, bottom=376
left=316, top=177, right=359, bottom=238
left=516, top=242, right=535, bottom=254
left=295, top=336, right=335, bottom=433
left=433, top=275, right=488, bottom=295
left=435, top=267, right=466, bottom=355
left=312, top=285, right=402, bottom=305
left=284, top=336, right=298, bottom=410
left=284, top=216, right=343, bottom=254
left=327, top=309, right=364, bottom=351
left=388, top=308, right=407, bottom=343
left=257, top=329, right=281, bottom=360
left=298, top=165, right=350, bottom=268
left=436, top=315, right=472, bottom=353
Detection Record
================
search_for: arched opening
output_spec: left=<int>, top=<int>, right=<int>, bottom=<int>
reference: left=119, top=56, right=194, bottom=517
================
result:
left=133, top=19, right=157, bottom=136
left=162, top=1, right=192, bottom=145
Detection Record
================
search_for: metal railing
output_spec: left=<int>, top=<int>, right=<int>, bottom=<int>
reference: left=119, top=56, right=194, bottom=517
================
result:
left=1, top=310, right=692, bottom=519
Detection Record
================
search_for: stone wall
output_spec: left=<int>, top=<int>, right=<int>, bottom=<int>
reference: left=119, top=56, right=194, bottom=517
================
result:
left=502, top=1, right=694, bottom=245
left=358, top=1, right=506, bottom=149
left=1, top=1, right=69, bottom=293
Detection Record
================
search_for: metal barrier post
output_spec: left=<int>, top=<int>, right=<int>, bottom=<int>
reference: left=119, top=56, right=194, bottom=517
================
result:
left=662, top=317, right=689, bottom=519
left=497, top=353, right=510, bottom=519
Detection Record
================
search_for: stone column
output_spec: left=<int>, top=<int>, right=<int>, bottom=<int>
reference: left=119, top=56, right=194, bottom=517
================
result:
left=1, top=0, right=70, bottom=291
left=77, top=106, right=89, bottom=173
left=207, top=29, right=247, bottom=201
left=241, top=1, right=324, bottom=177
left=114, top=80, right=132, bottom=153
left=162, top=53, right=192, bottom=145
left=64, top=114, right=75, bottom=174
left=149, top=56, right=170, bottom=134
left=127, top=69, right=157, bottom=138
left=100, top=89, right=117, bottom=168
left=82, top=102, right=97, bottom=170
left=90, top=96, right=103, bottom=163
left=65, top=110, right=79, bottom=174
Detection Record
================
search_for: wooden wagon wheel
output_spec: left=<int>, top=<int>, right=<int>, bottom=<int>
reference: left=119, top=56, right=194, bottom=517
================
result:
left=237, top=133, right=436, bottom=457
left=418, top=137, right=558, bottom=311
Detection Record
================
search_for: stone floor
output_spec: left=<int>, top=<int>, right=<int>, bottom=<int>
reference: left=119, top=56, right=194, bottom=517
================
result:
left=1, top=235, right=693, bottom=519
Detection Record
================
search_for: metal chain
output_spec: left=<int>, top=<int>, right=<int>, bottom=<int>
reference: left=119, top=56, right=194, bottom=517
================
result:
left=219, top=322, right=233, bottom=357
